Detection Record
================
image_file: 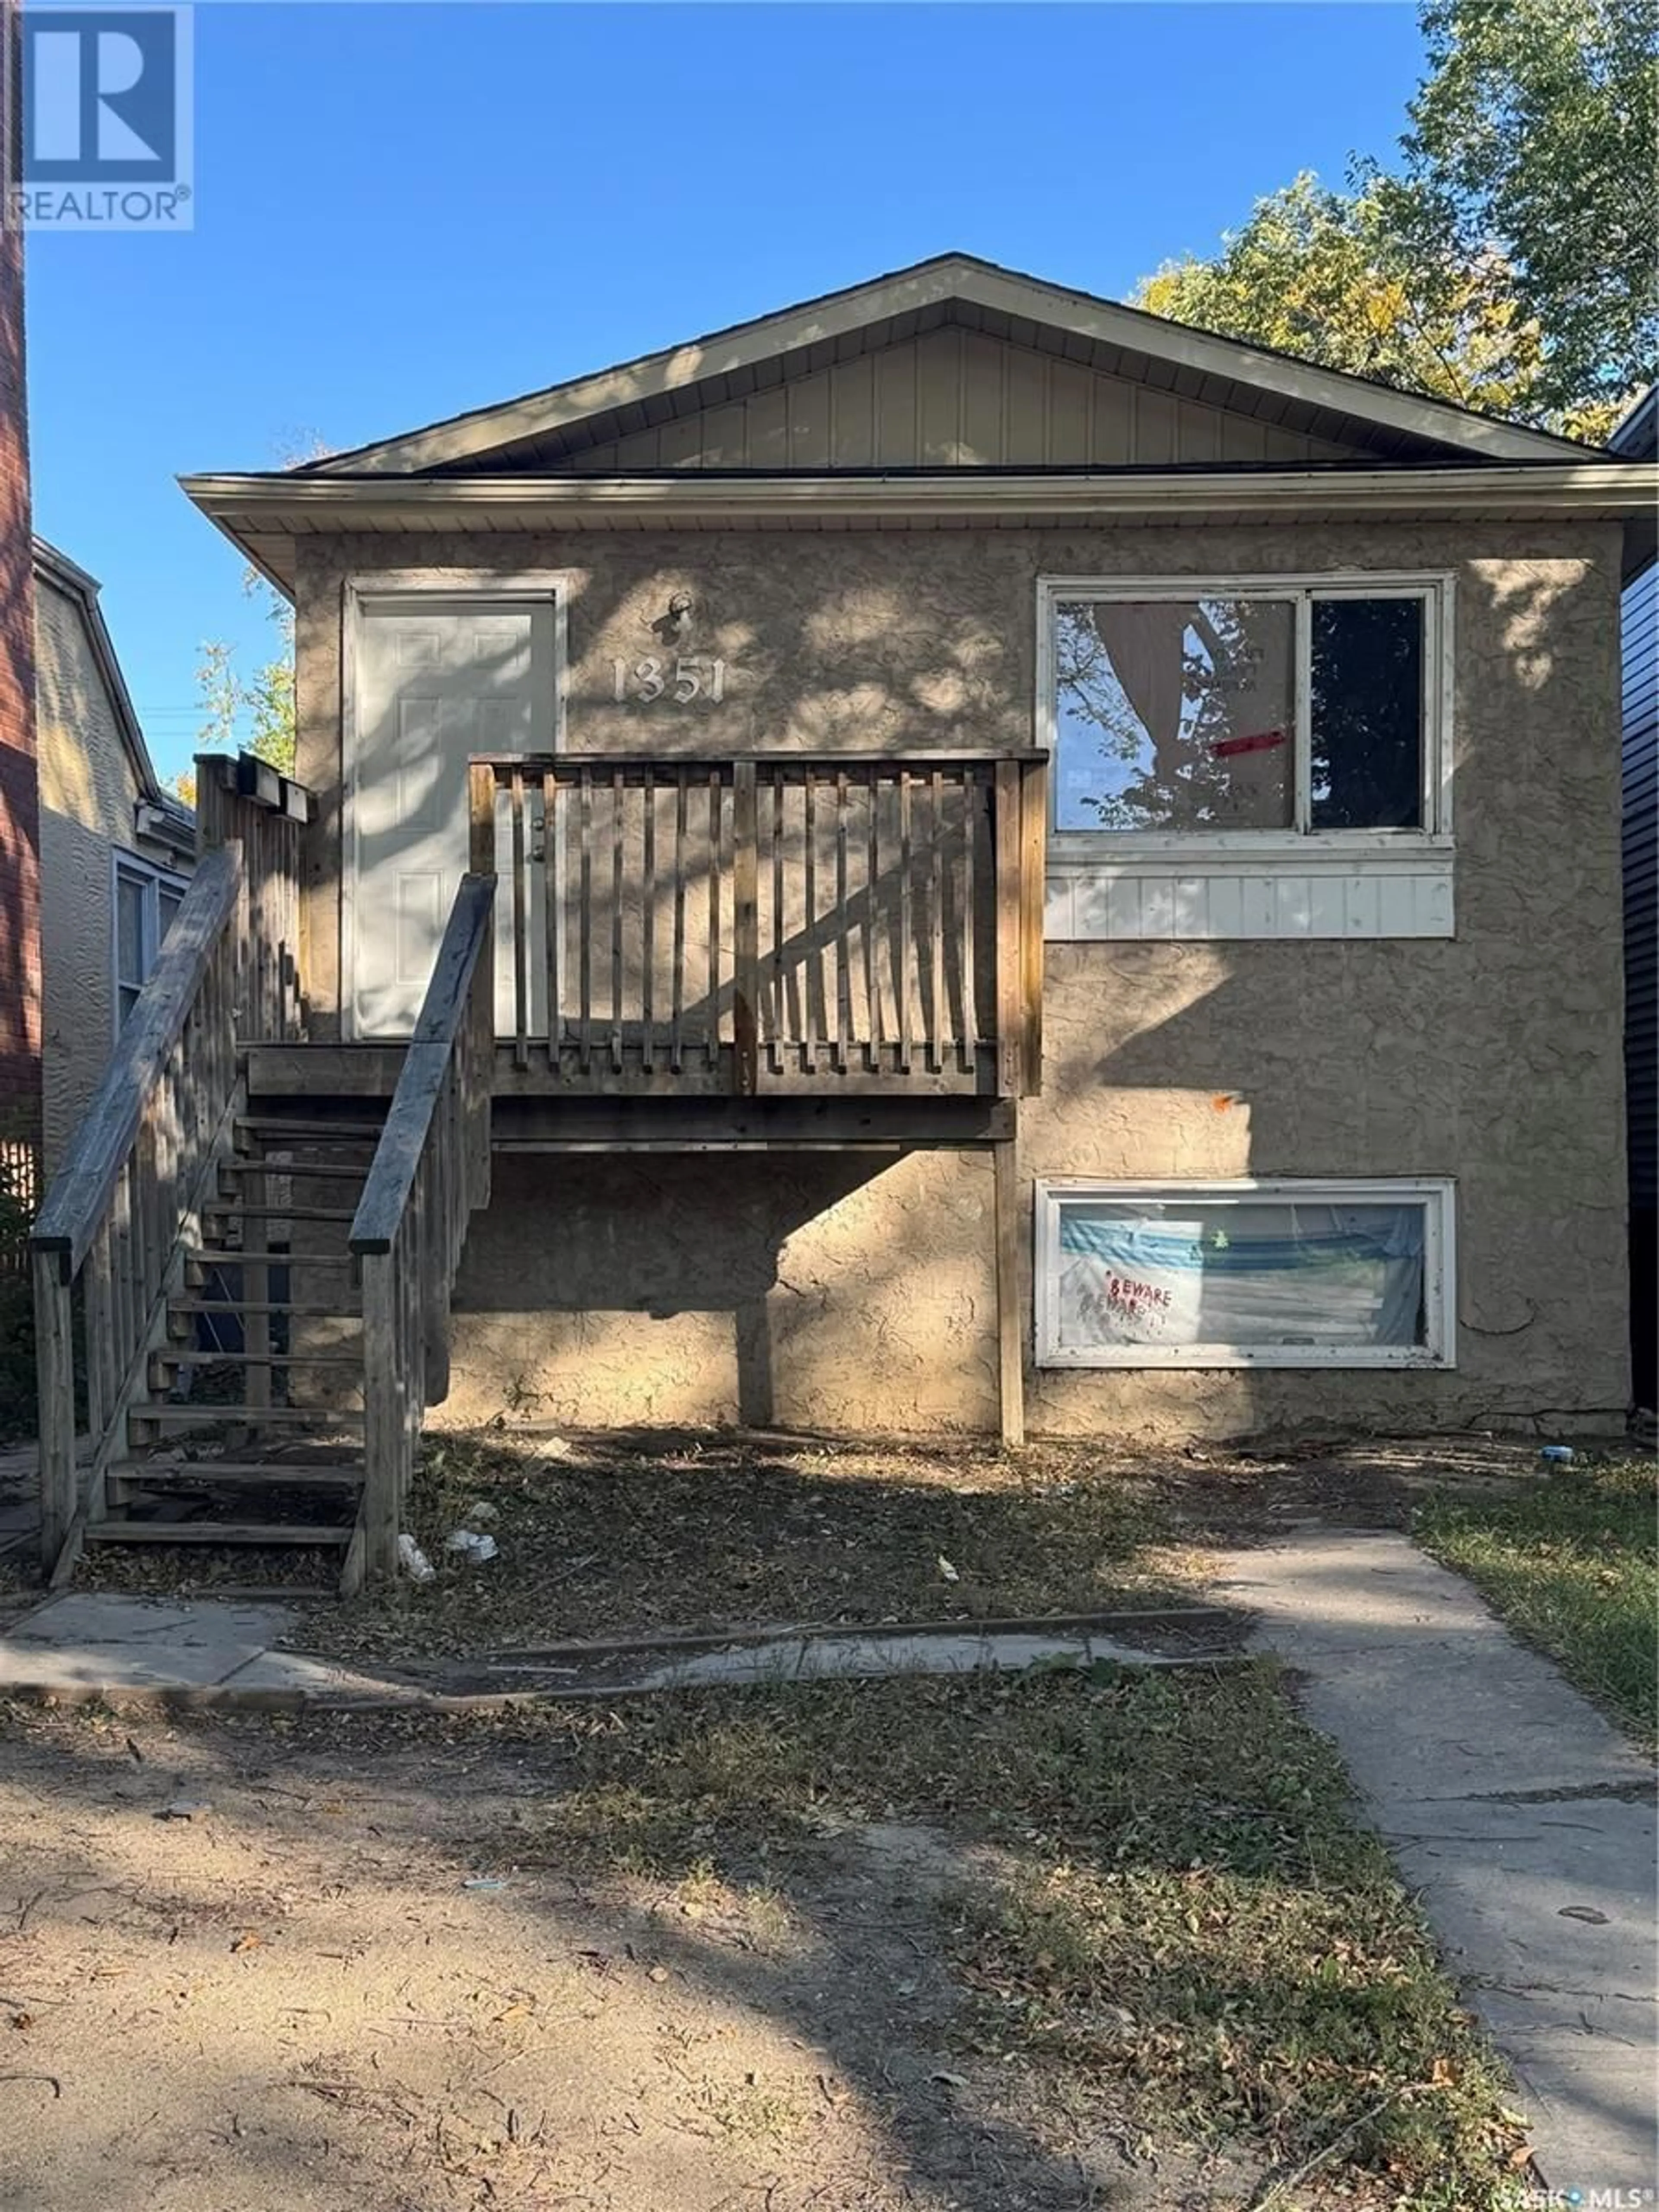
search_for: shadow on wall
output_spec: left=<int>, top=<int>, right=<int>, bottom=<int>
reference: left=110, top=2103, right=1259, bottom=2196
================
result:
left=451, top=1148, right=984, bottom=1431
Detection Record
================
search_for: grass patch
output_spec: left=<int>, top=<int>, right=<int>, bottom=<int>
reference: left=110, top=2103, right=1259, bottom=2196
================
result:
left=320, top=1662, right=1527, bottom=2201
left=1416, top=1455, right=1658, bottom=1745
left=298, top=1430, right=1188, bottom=1661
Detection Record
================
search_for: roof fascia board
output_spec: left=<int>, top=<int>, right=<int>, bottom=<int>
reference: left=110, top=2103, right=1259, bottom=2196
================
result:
left=303, top=256, right=1585, bottom=480
left=183, top=459, right=1657, bottom=531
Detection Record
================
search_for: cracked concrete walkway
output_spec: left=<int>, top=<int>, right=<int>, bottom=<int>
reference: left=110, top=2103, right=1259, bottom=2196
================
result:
left=1212, top=1530, right=1657, bottom=2197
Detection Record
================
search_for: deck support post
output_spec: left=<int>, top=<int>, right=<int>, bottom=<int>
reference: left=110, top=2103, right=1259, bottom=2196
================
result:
left=34, top=1249, right=77, bottom=1570
left=993, top=1133, right=1024, bottom=1449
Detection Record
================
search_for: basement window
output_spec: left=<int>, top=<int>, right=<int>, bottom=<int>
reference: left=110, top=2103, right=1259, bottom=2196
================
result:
left=1034, top=1179, right=1455, bottom=1369
left=1041, top=576, right=1449, bottom=846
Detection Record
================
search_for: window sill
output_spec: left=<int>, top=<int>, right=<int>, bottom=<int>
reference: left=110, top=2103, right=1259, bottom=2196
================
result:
left=1037, top=1344, right=1454, bottom=1370
left=1045, top=842, right=1455, bottom=941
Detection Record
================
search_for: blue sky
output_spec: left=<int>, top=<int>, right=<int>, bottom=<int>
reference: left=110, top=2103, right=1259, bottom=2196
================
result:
left=25, top=0, right=1430, bottom=785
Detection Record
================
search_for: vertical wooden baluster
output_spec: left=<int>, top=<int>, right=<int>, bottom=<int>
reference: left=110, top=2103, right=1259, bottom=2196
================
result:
left=1019, top=758, right=1046, bottom=1097
left=361, top=1250, right=398, bottom=1581
left=34, top=1252, right=75, bottom=1570
left=510, top=767, right=529, bottom=1070
left=707, top=769, right=721, bottom=1065
left=803, top=772, right=819, bottom=1075
left=642, top=772, right=657, bottom=1072
left=611, top=768, right=626, bottom=1074
left=993, top=760, right=1022, bottom=1098
left=732, top=758, right=759, bottom=1096
left=929, top=768, right=945, bottom=1074
left=578, top=765, right=594, bottom=1075
left=671, top=769, right=687, bottom=1074
left=85, top=1221, right=112, bottom=1445
left=769, top=771, right=785, bottom=1074
left=833, top=769, right=851, bottom=1074
left=864, top=767, right=881, bottom=1072
left=897, top=769, right=912, bottom=1076
left=960, top=769, right=979, bottom=1076
left=542, top=767, right=560, bottom=1073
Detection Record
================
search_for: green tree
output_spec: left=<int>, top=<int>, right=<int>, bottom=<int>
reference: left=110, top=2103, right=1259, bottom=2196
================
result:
left=1134, top=0, right=1656, bottom=442
left=192, top=575, right=296, bottom=780
left=1135, top=173, right=1548, bottom=421
left=1388, top=0, right=1657, bottom=420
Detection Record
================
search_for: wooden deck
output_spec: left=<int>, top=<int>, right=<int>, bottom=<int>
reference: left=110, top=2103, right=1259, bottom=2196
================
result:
left=467, top=750, right=1046, bottom=1100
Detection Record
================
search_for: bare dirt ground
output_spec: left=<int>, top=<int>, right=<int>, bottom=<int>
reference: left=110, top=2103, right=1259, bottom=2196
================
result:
left=0, top=1704, right=1255, bottom=2212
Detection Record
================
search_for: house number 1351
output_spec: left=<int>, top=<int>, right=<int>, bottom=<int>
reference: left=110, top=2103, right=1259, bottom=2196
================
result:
left=612, top=655, right=726, bottom=704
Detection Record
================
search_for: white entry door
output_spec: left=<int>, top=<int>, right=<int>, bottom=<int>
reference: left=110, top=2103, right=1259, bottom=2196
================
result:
left=351, top=596, right=556, bottom=1039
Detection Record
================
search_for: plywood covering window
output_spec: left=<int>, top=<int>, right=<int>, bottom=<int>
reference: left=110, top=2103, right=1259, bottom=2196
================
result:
left=1034, top=1178, right=1456, bottom=1369
left=1038, top=575, right=1455, bottom=941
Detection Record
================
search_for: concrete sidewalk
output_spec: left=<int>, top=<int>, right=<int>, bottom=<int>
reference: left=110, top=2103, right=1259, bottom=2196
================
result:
left=1212, top=1530, right=1657, bottom=2198
left=0, top=1591, right=1239, bottom=1710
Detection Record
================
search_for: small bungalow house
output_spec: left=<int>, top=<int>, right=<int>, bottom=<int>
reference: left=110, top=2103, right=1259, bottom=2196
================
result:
left=30, top=255, right=1657, bottom=1587
left=32, top=540, right=195, bottom=1173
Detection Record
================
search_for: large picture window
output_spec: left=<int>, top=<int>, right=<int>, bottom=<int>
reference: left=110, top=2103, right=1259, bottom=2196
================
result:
left=1034, top=1179, right=1455, bottom=1369
left=1041, top=576, right=1449, bottom=844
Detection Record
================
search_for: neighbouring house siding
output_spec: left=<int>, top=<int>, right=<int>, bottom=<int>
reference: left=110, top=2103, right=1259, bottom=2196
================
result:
left=0, top=2, right=41, bottom=1188
left=34, top=568, right=192, bottom=1171
left=292, top=515, right=1628, bottom=1438
left=1621, top=559, right=1656, bottom=1408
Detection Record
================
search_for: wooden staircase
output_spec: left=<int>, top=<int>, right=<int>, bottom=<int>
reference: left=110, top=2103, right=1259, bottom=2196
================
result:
left=82, top=1107, right=384, bottom=1579
left=30, top=753, right=496, bottom=1595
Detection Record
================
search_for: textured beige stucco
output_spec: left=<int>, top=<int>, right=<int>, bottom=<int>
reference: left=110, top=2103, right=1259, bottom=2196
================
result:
left=294, top=517, right=1630, bottom=1437
left=33, top=574, right=187, bottom=1171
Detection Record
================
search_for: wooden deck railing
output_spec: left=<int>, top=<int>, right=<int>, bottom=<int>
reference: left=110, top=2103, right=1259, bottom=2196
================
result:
left=470, top=750, right=1046, bottom=1096
left=28, top=754, right=313, bottom=1577
left=348, top=874, right=496, bottom=1586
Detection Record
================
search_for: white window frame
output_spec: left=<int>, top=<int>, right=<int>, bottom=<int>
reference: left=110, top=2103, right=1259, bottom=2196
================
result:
left=1037, top=572, right=1455, bottom=862
left=1033, top=1176, right=1456, bottom=1370
left=112, top=848, right=190, bottom=1038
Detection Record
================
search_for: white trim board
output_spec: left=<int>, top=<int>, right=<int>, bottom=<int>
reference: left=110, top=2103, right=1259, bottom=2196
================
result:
left=1033, top=1176, right=1457, bottom=1370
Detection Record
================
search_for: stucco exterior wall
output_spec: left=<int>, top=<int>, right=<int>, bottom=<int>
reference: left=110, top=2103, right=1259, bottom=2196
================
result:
left=33, top=574, right=183, bottom=1169
left=294, top=518, right=1630, bottom=1438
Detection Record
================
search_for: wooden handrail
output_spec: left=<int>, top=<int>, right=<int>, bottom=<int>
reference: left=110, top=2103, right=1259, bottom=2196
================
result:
left=31, top=847, right=242, bottom=1276
left=350, top=871, right=497, bottom=1582
left=350, top=874, right=496, bottom=1255
left=467, top=749, right=1048, bottom=771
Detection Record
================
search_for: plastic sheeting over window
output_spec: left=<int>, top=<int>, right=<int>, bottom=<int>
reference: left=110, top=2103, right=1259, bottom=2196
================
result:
left=1036, top=1183, right=1453, bottom=1368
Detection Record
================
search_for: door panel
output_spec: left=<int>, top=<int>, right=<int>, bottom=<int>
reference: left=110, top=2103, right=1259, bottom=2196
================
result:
left=353, top=598, right=554, bottom=1039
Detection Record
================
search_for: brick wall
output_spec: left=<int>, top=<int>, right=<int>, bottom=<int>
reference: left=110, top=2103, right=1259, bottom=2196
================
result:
left=0, top=0, right=41, bottom=1165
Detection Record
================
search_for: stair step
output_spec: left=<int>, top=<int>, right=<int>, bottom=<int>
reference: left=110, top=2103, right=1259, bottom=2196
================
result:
left=86, top=1520, right=352, bottom=1547
left=236, top=1116, right=384, bottom=1141
left=203, top=1203, right=360, bottom=1224
left=112, top=1460, right=363, bottom=1489
left=184, top=1248, right=357, bottom=1269
left=156, top=1348, right=363, bottom=1369
left=134, top=1403, right=366, bottom=1428
left=220, top=1160, right=370, bottom=1181
left=171, top=1300, right=362, bottom=1319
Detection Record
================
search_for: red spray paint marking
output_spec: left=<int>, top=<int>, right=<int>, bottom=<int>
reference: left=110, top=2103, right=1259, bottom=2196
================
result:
left=1211, top=728, right=1287, bottom=760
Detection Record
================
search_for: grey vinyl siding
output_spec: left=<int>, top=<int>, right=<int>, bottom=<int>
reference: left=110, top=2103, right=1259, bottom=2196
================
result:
left=1624, top=563, right=1657, bottom=1210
